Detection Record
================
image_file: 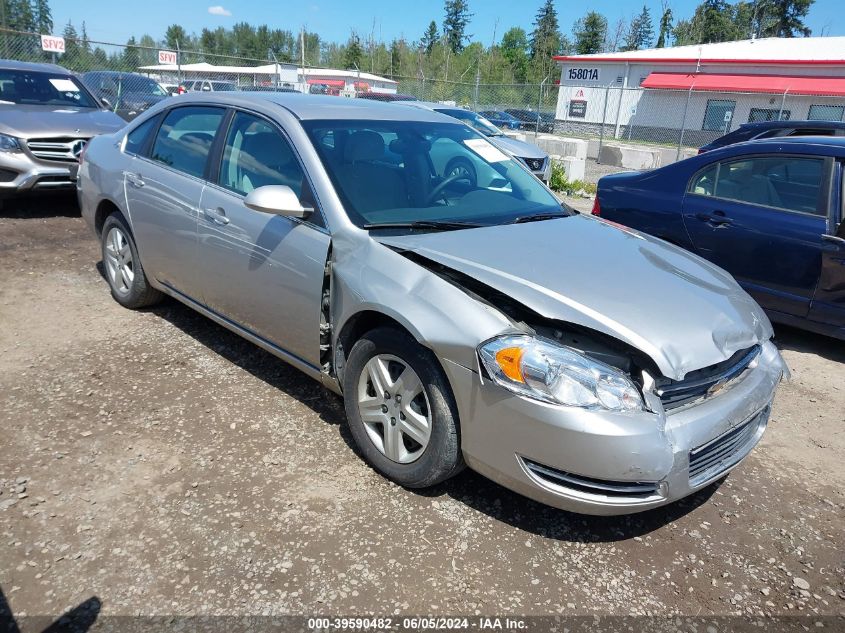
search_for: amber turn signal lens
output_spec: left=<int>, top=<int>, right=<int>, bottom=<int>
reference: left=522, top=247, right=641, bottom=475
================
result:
left=495, top=346, right=525, bottom=383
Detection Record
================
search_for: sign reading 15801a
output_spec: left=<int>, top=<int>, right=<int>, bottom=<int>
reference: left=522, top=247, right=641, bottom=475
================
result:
left=568, top=68, right=599, bottom=81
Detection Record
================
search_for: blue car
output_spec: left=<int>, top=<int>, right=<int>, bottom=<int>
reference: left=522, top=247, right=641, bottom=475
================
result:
left=594, top=136, right=845, bottom=340
left=478, top=110, right=522, bottom=130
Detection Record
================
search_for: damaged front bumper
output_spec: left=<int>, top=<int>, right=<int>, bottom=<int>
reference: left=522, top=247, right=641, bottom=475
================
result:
left=442, top=340, right=786, bottom=515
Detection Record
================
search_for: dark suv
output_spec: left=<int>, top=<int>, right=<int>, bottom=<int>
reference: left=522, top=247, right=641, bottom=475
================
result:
left=82, top=71, right=170, bottom=121
left=699, top=120, right=845, bottom=153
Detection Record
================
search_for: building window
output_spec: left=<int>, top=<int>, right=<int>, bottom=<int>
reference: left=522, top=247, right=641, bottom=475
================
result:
left=807, top=104, right=845, bottom=121
left=748, top=108, right=791, bottom=123
left=702, top=99, right=737, bottom=131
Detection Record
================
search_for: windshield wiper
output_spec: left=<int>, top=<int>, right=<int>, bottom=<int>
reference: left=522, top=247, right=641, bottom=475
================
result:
left=507, top=210, right=573, bottom=224
left=363, top=220, right=485, bottom=231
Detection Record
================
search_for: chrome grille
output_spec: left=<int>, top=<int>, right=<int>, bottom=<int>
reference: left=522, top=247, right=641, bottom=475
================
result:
left=657, top=345, right=760, bottom=411
left=26, top=137, right=89, bottom=163
left=520, top=157, right=545, bottom=172
left=688, top=407, right=768, bottom=486
left=522, top=458, right=660, bottom=498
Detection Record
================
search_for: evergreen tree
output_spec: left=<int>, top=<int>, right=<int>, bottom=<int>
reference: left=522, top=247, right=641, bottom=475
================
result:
left=656, top=6, right=673, bottom=47
left=420, top=20, right=438, bottom=55
left=164, top=24, right=187, bottom=50
left=33, top=0, right=51, bottom=34
left=500, top=27, right=528, bottom=82
left=624, top=5, right=654, bottom=51
left=573, top=11, right=607, bottom=55
left=443, top=0, right=472, bottom=53
left=758, top=0, right=813, bottom=37
left=529, top=0, right=561, bottom=80
left=344, top=31, right=363, bottom=69
left=122, top=35, right=140, bottom=71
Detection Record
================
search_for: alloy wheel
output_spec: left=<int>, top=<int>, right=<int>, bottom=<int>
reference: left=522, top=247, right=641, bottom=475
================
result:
left=104, top=226, right=134, bottom=295
left=357, top=354, right=432, bottom=464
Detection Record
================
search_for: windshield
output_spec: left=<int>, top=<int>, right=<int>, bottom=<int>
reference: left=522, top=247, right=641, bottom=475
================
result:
left=0, top=69, right=97, bottom=107
left=119, top=75, right=167, bottom=96
left=434, top=108, right=502, bottom=136
left=303, top=119, right=562, bottom=229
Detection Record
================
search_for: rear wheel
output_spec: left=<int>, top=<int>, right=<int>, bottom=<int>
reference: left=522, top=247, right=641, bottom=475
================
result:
left=101, top=214, right=163, bottom=309
left=342, top=327, right=464, bottom=488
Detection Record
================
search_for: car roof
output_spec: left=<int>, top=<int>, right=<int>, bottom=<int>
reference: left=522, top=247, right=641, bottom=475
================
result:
left=175, top=92, right=460, bottom=122
left=396, top=101, right=466, bottom=111
left=0, top=58, right=71, bottom=74
left=82, top=70, right=150, bottom=78
left=740, top=119, right=845, bottom=131
left=752, top=135, right=845, bottom=148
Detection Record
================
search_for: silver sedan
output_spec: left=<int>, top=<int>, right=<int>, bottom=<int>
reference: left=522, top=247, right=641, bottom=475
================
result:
left=78, top=93, right=788, bottom=515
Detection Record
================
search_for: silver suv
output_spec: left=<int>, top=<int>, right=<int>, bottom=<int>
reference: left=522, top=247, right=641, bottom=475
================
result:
left=0, top=60, right=125, bottom=202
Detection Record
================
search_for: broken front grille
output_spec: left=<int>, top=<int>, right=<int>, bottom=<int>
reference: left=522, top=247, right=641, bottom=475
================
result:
left=656, top=345, right=760, bottom=411
left=688, top=406, right=769, bottom=486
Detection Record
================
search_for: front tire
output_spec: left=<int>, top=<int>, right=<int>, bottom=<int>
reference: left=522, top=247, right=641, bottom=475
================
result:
left=342, top=327, right=464, bottom=488
left=101, top=213, right=163, bottom=309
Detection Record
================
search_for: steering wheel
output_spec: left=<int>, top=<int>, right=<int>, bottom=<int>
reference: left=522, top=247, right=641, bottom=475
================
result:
left=426, top=172, right=469, bottom=205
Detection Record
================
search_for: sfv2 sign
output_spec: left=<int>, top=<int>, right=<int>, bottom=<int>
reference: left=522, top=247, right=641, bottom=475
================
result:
left=158, top=50, right=178, bottom=65
left=40, top=35, right=65, bottom=54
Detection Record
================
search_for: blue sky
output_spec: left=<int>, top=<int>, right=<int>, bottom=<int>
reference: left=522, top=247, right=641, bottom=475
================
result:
left=51, top=0, right=842, bottom=46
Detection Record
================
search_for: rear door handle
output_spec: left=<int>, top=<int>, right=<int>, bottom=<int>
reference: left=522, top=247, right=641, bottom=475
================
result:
left=125, top=172, right=144, bottom=188
left=204, top=206, right=230, bottom=225
left=696, top=211, right=733, bottom=227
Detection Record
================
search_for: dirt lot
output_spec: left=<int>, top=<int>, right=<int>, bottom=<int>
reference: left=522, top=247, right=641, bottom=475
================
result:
left=1, top=196, right=844, bottom=622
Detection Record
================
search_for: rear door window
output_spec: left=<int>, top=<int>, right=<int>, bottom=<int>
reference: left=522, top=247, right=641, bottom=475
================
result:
left=150, top=106, right=225, bottom=178
left=714, top=156, right=825, bottom=215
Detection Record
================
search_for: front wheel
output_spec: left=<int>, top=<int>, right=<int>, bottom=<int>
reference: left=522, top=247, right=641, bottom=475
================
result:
left=342, top=327, right=464, bottom=488
left=101, top=214, right=163, bottom=309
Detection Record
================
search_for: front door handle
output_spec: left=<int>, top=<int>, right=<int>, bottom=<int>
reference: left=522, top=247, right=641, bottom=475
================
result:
left=696, top=211, right=733, bottom=227
left=125, top=172, right=145, bottom=188
left=203, top=206, right=230, bottom=225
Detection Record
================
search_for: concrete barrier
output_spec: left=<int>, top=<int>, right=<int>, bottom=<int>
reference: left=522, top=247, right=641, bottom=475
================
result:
left=551, top=155, right=586, bottom=182
left=533, top=135, right=587, bottom=160
left=598, top=143, right=663, bottom=170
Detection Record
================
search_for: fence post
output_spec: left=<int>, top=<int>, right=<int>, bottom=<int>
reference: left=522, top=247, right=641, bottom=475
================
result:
left=473, top=66, right=480, bottom=112
left=176, top=40, right=183, bottom=88
left=535, top=76, right=548, bottom=139
left=778, top=88, right=788, bottom=120
left=597, top=85, right=610, bottom=165
left=676, top=86, right=694, bottom=162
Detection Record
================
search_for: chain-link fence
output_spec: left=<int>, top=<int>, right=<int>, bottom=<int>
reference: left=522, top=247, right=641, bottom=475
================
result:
left=4, top=26, right=845, bottom=163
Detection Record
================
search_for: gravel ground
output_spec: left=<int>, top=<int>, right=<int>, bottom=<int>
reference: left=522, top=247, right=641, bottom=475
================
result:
left=1, top=195, right=844, bottom=621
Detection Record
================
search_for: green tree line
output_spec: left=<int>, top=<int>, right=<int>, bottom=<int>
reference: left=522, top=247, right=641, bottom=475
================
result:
left=1, top=0, right=817, bottom=82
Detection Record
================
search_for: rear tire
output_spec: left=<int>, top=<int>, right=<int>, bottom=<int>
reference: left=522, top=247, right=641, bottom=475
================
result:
left=342, top=327, right=464, bottom=488
left=101, top=213, right=163, bottom=309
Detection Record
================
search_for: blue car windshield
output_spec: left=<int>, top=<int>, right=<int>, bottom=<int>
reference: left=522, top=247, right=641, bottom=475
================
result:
left=303, top=119, right=562, bottom=229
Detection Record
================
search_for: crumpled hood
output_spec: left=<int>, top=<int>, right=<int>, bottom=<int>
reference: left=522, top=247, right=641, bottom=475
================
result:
left=0, top=104, right=125, bottom=138
left=489, top=135, right=547, bottom=160
left=376, top=214, right=773, bottom=380
left=112, top=91, right=166, bottom=109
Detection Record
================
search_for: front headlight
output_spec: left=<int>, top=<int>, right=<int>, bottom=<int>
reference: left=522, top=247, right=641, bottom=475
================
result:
left=0, top=133, right=21, bottom=153
left=478, top=335, right=645, bottom=412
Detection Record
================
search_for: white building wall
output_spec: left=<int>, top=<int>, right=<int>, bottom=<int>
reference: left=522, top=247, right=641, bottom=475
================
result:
left=555, top=60, right=845, bottom=135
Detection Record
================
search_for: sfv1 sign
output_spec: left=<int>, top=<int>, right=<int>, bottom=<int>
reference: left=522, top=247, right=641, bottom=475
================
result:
left=40, top=35, right=65, bottom=54
left=158, top=50, right=178, bottom=65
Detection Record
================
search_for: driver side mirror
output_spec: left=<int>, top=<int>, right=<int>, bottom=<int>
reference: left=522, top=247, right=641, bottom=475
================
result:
left=244, top=185, right=312, bottom=219
left=100, top=97, right=112, bottom=109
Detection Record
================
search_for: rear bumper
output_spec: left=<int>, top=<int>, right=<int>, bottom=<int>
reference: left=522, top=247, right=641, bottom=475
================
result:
left=444, top=340, right=786, bottom=515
